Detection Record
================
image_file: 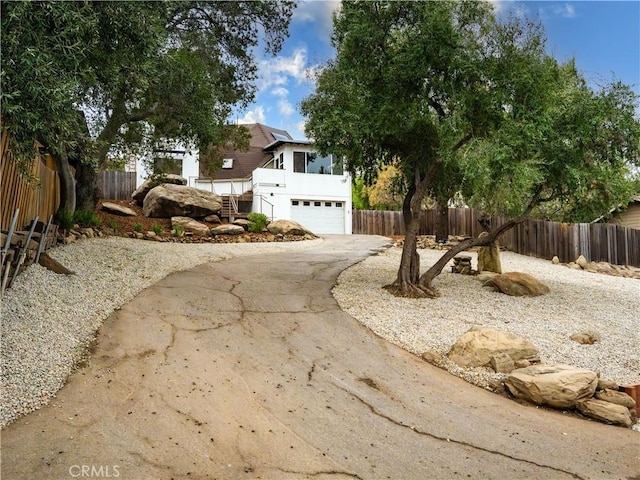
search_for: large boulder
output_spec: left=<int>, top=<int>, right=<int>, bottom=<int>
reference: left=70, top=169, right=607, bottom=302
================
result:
left=577, top=398, right=633, bottom=427
left=447, top=327, right=539, bottom=368
left=477, top=232, right=502, bottom=273
left=483, top=272, right=550, bottom=297
left=143, top=184, right=222, bottom=218
left=211, top=224, right=245, bottom=236
left=504, top=364, right=598, bottom=409
left=101, top=202, right=137, bottom=217
left=171, top=216, right=210, bottom=235
left=267, top=219, right=312, bottom=236
left=132, top=174, right=187, bottom=205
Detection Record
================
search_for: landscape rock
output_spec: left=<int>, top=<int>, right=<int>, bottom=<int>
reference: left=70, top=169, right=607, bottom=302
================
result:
left=101, top=202, right=137, bottom=216
left=171, top=216, right=210, bottom=235
left=210, top=224, right=245, bottom=236
left=576, top=255, right=588, bottom=268
left=132, top=174, right=187, bottom=205
left=490, top=353, right=515, bottom=373
left=504, top=364, right=598, bottom=409
left=267, top=219, right=312, bottom=236
left=551, top=256, right=560, bottom=264
left=233, top=219, right=250, bottom=230
left=204, top=214, right=221, bottom=224
left=483, top=272, right=550, bottom=297
left=143, top=184, right=222, bottom=218
left=570, top=330, right=601, bottom=345
left=476, top=272, right=499, bottom=283
left=577, top=398, right=632, bottom=427
left=597, top=378, right=619, bottom=391
left=477, top=232, right=502, bottom=273
left=447, top=327, right=539, bottom=368
left=594, top=389, right=636, bottom=409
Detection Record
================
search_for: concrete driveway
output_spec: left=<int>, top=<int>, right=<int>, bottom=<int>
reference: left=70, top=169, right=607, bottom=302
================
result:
left=2, top=235, right=638, bottom=480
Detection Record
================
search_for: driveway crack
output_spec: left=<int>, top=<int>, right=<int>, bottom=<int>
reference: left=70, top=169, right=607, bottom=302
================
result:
left=338, top=386, right=585, bottom=480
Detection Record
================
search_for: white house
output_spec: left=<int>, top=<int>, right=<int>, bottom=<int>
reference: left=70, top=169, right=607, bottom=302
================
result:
left=135, top=123, right=352, bottom=234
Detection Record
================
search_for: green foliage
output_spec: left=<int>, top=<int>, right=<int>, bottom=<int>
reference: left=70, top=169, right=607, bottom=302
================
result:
left=247, top=212, right=268, bottom=233
left=351, top=176, right=370, bottom=210
left=108, top=220, right=118, bottom=231
left=56, top=209, right=76, bottom=231
left=133, top=223, right=143, bottom=233
left=152, top=223, right=163, bottom=235
left=73, top=209, right=101, bottom=227
left=172, top=225, right=185, bottom=237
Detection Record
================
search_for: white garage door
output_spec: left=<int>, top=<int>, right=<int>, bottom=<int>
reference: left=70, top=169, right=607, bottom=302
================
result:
left=291, top=199, right=345, bottom=234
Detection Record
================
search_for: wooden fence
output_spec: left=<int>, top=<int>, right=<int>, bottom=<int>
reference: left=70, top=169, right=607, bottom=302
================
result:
left=1, top=130, right=60, bottom=230
left=352, top=209, right=640, bottom=267
left=98, top=170, right=137, bottom=200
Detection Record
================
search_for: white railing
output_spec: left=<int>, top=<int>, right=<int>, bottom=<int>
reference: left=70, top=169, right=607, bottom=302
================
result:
left=258, top=195, right=274, bottom=222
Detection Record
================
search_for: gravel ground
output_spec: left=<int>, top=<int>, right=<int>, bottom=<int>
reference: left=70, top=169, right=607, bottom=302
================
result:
left=1, top=236, right=638, bottom=429
left=334, top=245, right=640, bottom=393
left=0, top=236, right=322, bottom=428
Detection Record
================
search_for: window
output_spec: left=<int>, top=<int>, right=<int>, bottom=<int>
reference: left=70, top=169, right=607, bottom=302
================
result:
left=292, top=151, right=341, bottom=175
left=325, top=202, right=332, bottom=207
left=222, top=158, right=234, bottom=169
left=294, top=152, right=306, bottom=173
left=275, top=153, right=284, bottom=170
left=303, top=201, right=310, bottom=206
left=314, top=201, right=321, bottom=207
left=272, top=132, right=289, bottom=141
left=292, top=200, right=299, bottom=206
left=153, top=156, right=182, bottom=176
left=336, top=202, right=343, bottom=207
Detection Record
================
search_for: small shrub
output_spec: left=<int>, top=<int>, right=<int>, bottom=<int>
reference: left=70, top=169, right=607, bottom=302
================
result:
left=108, top=219, right=118, bottom=231
left=172, top=225, right=185, bottom=237
left=74, top=209, right=101, bottom=227
left=152, top=223, right=163, bottom=235
left=56, top=209, right=75, bottom=231
left=133, top=223, right=143, bottom=233
left=247, top=212, right=268, bottom=233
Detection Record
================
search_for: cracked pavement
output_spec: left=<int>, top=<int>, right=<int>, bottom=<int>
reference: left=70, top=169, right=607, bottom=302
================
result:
left=1, top=235, right=638, bottom=479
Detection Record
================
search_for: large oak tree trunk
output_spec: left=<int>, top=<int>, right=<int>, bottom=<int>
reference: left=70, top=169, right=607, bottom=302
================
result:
left=434, top=196, right=449, bottom=244
left=53, top=144, right=76, bottom=214
left=384, top=164, right=439, bottom=298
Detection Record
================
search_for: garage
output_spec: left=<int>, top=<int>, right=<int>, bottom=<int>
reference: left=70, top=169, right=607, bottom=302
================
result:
left=290, top=199, right=345, bottom=234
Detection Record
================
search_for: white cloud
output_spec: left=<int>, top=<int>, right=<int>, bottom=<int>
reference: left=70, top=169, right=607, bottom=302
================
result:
left=258, top=48, right=316, bottom=92
left=278, top=100, right=295, bottom=116
left=294, top=0, right=340, bottom=37
left=237, top=106, right=266, bottom=125
left=296, top=120, right=308, bottom=140
left=271, top=87, right=289, bottom=98
left=552, top=3, right=577, bottom=19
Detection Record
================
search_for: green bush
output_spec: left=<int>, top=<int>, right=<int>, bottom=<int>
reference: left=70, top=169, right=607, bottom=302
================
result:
left=133, top=223, right=143, bottom=233
left=108, top=219, right=118, bottom=231
left=172, top=225, right=185, bottom=237
left=56, top=209, right=75, bottom=231
left=247, top=212, right=268, bottom=233
left=74, top=209, right=101, bottom=227
left=152, top=223, right=163, bottom=235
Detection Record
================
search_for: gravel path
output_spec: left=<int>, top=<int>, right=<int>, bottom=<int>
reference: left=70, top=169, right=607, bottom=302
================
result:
left=334, top=245, right=640, bottom=392
left=1, top=236, right=638, bottom=429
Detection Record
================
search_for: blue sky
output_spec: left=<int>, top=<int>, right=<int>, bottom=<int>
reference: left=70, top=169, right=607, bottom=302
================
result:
left=235, top=0, right=640, bottom=140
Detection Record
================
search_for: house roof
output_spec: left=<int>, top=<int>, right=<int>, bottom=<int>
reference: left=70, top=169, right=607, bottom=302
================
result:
left=205, top=123, right=294, bottom=180
left=591, top=195, right=640, bottom=223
